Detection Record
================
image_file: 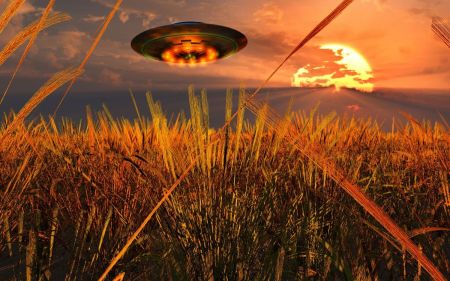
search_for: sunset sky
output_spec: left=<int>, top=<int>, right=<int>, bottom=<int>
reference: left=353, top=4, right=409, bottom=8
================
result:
left=0, top=0, right=449, bottom=94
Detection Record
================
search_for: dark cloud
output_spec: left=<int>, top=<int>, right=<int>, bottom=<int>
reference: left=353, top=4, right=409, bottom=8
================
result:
left=243, top=30, right=293, bottom=59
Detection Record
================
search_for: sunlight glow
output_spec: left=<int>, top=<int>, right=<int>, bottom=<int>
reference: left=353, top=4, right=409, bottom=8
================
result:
left=292, top=44, right=374, bottom=93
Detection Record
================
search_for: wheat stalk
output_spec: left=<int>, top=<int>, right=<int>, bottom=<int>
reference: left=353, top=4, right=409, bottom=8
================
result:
left=0, top=12, right=72, bottom=67
left=0, top=67, right=83, bottom=142
left=98, top=1, right=356, bottom=279
left=244, top=98, right=447, bottom=281
left=0, top=0, right=25, bottom=34
left=52, top=0, right=123, bottom=116
left=100, top=0, right=447, bottom=279
left=97, top=160, right=197, bottom=281
left=409, top=227, right=450, bottom=238
left=0, top=0, right=56, bottom=105
left=432, top=17, right=450, bottom=48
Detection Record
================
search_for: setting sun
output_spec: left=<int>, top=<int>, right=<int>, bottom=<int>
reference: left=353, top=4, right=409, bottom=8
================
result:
left=1, top=0, right=449, bottom=279
left=292, top=44, right=374, bottom=92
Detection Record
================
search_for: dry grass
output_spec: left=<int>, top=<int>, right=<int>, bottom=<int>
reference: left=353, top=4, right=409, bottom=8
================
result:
left=432, top=17, right=450, bottom=48
left=0, top=12, right=71, bottom=67
left=0, top=0, right=26, bottom=34
left=0, top=0, right=449, bottom=280
left=243, top=97, right=448, bottom=280
left=1, top=67, right=83, bottom=142
left=0, top=92, right=449, bottom=280
left=1, top=0, right=56, bottom=105
left=52, top=0, right=124, bottom=116
left=100, top=1, right=357, bottom=278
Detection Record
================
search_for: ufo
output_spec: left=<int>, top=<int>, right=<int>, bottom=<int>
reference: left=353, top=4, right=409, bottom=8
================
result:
left=131, top=21, right=247, bottom=65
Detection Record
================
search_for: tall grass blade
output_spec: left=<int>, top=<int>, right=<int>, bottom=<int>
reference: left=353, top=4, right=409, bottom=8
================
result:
left=52, top=0, right=123, bottom=116
left=432, top=17, right=450, bottom=48
left=98, top=161, right=196, bottom=281
left=3, top=216, right=12, bottom=256
left=233, top=86, right=245, bottom=164
left=0, top=0, right=56, bottom=105
left=201, top=88, right=209, bottom=133
left=0, top=0, right=25, bottom=34
left=97, top=1, right=356, bottom=279
left=224, top=88, right=232, bottom=167
left=1, top=67, right=83, bottom=142
left=129, top=89, right=143, bottom=127
left=26, top=229, right=36, bottom=281
left=0, top=12, right=71, bottom=67
left=18, top=209, right=24, bottom=243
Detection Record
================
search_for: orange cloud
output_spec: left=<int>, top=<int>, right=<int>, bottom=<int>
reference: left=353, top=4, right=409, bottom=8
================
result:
left=83, top=15, right=106, bottom=23
left=253, top=3, right=284, bottom=24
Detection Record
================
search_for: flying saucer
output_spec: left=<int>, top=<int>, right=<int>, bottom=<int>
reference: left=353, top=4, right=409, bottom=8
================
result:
left=131, top=21, right=247, bottom=65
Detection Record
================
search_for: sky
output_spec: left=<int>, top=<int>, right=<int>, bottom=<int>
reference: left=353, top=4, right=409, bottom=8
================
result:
left=0, top=0, right=449, bottom=95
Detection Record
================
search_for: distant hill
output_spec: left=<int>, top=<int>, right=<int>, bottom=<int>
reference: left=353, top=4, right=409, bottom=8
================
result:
left=1, top=87, right=449, bottom=130
left=263, top=87, right=450, bottom=128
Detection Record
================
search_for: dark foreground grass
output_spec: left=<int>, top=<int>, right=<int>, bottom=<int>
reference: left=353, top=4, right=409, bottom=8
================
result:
left=0, top=90, right=449, bottom=280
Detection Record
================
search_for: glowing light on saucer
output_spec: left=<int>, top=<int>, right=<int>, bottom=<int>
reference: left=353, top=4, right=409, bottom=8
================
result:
left=131, top=22, right=247, bottom=66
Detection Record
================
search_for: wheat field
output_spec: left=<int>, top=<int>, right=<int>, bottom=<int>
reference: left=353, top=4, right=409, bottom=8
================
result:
left=0, top=0, right=449, bottom=280
left=0, top=88, right=449, bottom=280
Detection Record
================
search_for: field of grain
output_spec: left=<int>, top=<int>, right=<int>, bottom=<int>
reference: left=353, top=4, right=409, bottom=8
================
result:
left=0, top=88, right=449, bottom=280
left=1, top=0, right=449, bottom=280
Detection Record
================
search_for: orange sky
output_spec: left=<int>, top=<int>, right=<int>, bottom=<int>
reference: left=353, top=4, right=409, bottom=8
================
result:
left=0, top=0, right=449, bottom=92
left=242, top=0, right=450, bottom=90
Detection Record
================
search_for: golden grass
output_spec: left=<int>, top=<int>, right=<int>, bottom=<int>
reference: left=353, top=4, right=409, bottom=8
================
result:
left=112, top=272, right=125, bottom=281
left=0, top=0, right=449, bottom=279
left=1, top=96, right=448, bottom=279
left=0, top=94, right=449, bottom=279
left=1, top=67, right=83, bottom=142
left=0, top=0, right=56, bottom=105
left=99, top=1, right=357, bottom=278
left=409, top=227, right=450, bottom=238
left=98, top=160, right=197, bottom=281
left=243, top=99, right=448, bottom=280
left=0, top=12, right=71, bottom=67
left=432, top=17, right=450, bottom=48
left=52, top=0, right=124, bottom=116
left=0, top=0, right=25, bottom=34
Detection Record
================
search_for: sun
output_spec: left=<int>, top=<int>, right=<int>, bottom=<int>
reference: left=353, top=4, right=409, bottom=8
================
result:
left=292, top=44, right=374, bottom=92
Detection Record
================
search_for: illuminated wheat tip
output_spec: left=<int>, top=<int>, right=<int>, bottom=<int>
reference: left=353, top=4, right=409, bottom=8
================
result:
left=0, top=0, right=26, bottom=34
left=0, top=0, right=56, bottom=106
left=432, top=17, right=450, bottom=48
left=1, top=67, right=83, bottom=140
left=0, top=12, right=71, bottom=67
left=53, top=0, right=123, bottom=116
